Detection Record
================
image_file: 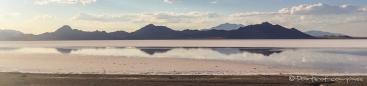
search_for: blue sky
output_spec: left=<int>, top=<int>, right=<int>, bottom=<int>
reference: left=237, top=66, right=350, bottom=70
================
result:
left=1, top=0, right=367, bottom=36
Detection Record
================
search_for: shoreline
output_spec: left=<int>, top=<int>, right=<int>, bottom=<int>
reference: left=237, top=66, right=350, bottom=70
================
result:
left=1, top=40, right=367, bottom=48
left=1, top=53, right=367, bottom=85
left=1, top=72, right=365, bottom=86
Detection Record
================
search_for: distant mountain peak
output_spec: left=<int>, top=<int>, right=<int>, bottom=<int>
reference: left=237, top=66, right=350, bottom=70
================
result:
left=145, top=24, right=155, bottom=27
left=260, top=22, right=272, bottom=25
left=210, top=23, right=245, bottom=30
left=0, top=29, right=24, bottom=35
left=61, top=25, right=72, bottom=29
left=55, top=25, right=73, bottom=33
left=135, top=24, right=175, bottom=33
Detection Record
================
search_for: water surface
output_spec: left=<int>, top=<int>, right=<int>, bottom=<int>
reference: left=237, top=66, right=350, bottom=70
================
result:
left=1, top=40, right=367, bottom=74
left=1, top=47, right=367, bottom=73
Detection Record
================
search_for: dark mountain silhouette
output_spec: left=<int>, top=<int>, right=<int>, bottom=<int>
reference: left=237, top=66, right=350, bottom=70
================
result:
left=37, top=25, right=119, bottom=40
left=210, top=23, right=245, bottom=30
left=1, top=22, right=318, bottom=40
left=126, top=22, right=314, bottom=39
left=227, top=22, right=315, bottom=39
left=109, top=31, right=129, bottom=39
left=137, top=47, right=173, bottom=55
left=126, top=24, right=179, bottom=39
left=305, top=30, right=347, bottom=37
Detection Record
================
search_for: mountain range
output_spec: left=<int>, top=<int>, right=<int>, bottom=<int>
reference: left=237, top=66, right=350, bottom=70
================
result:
left=0, top=22, right=318, bottom=40
left=210, top=23, right=245, bottom=30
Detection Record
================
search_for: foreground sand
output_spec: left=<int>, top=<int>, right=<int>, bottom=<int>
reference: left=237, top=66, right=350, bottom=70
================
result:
left=0, top=72, right=365, bottom=86
left=1, top=53, right=366, bottom=85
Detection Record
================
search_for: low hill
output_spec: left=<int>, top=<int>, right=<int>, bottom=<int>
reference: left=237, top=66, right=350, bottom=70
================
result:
left=305, top=30, right=347, bottom=37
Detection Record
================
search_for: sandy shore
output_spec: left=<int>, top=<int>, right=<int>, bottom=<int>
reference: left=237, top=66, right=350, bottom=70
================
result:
left=1, top=53, right=366, bottom=85
left=0, top=72, right=365, bottom=86
left=0, top=53, right=332, bottom=75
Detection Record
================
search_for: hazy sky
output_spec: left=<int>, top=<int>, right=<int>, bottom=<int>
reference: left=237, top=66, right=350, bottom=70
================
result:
left=0, top=0, right=366, bottom=36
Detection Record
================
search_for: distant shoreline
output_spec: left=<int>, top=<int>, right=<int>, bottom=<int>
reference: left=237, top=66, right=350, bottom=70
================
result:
left=1, top=40, right=367, bottom=48
left=1, top=38, right=367, bottom=41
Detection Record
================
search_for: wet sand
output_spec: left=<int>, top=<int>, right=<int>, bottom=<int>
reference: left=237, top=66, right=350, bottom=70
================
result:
left=0, top=53, right=327, bottom=75
left=1, top=53, right=366, bottom=85
left=0, top=72, right=365, bottom=86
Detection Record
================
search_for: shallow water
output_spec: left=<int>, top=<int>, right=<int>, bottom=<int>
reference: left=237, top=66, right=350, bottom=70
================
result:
left=1, top=40, right=367, bottom=74
left=1, top=47, right=367, bottom=73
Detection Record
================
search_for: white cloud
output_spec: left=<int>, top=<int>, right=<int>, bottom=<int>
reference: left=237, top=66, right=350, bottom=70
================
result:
left=229, top=11, right=277, bottom=18
left=1, top=13, right=21, bottom=19
left=228, top=3, right=367, bottom=23
left=343, top=15, right=367, bottom=23
left=363, top=8, right=367, bottom=11
left=211, top=1, right=217, bottom=4
left=79, top=0, right=96, bottom=4
left=71, top=12, right=221, bottom=24
left=28, top=14, right=59, bottom=22
left=299, top=15, right=312, bottom=21
left=34, top=0, right=96, bottom=5
left=51, top=0, right=78, bottom=4
left=230, top=3, right=366, bottom=19
left=282, top=3, right=363, bottom=15
left=70, top=13, right=137, bottom=22
left=164, top=0, right=180, bottom=3
left=34, top=0, right=50, bottom=4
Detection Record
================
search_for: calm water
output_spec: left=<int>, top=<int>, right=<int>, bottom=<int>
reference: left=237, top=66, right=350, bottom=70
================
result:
left=1, top=47, right=367, bottom=72
left=1, top=40, right=367, bottom=48
left=1, top=40, right=367, bottom=73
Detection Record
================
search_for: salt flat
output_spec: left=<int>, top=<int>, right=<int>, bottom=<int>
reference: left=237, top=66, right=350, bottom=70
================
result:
left=0, top=53, right=358, bottom=75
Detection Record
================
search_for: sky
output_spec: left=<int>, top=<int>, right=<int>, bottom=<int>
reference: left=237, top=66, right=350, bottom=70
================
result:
left=0, top=0, right=366, bottom=36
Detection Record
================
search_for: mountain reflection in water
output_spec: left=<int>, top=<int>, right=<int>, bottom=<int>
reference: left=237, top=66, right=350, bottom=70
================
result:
left=238, top=48, right=284, bottom=56
left=137, top=47, right=173, bottom=55
left=2, top=47, right=367, bottom=71
left=55, top=48, right=79, bottom=54
left=51, top=47, right=287, bottom=56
